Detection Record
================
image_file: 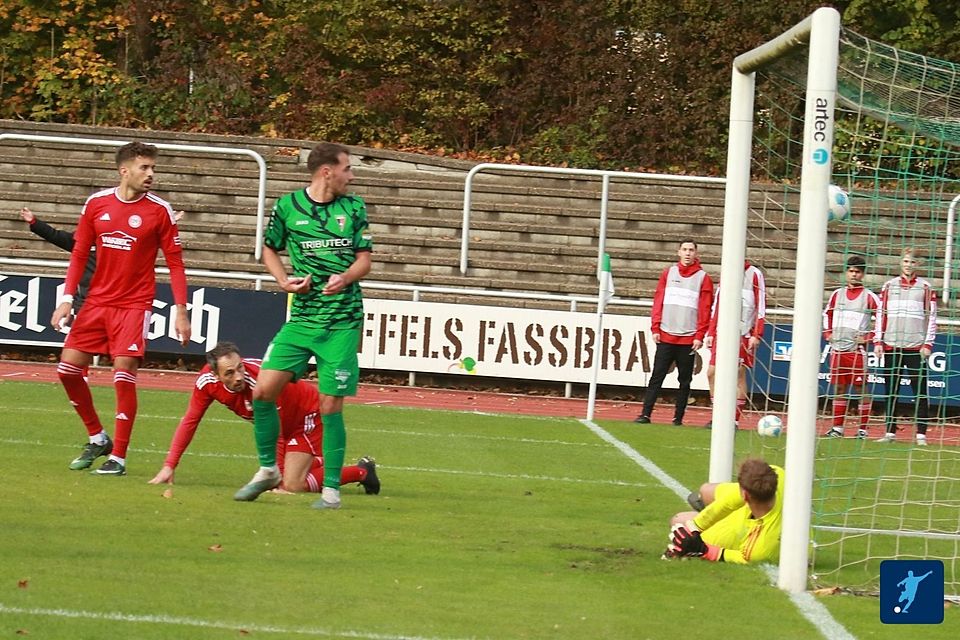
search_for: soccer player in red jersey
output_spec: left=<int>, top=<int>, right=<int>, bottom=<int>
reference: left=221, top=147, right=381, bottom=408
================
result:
left=148, top=341, right=379, bottom=495
left=51, top=141, right=191, bottom=476
left=703, top=260, right=767, bottom=429
left=821, top=255, right=880, bottom=439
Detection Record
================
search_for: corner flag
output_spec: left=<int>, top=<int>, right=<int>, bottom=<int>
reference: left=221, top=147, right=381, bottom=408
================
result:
left=599, top=253, right=615, bottom=313
left=587, top=253, right=615, bottom=420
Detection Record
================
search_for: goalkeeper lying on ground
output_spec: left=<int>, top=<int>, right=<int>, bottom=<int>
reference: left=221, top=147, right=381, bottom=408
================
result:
left=664, top=458, right=784, bottom=564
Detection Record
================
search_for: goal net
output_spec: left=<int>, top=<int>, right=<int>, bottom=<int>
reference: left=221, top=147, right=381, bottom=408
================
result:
left=715, top=8, right=960, bottom=597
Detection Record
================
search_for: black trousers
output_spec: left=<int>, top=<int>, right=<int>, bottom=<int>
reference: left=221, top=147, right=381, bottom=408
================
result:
left=879, top=349, right=929, bottom=435
left=642, top=342, right=696, bottom=422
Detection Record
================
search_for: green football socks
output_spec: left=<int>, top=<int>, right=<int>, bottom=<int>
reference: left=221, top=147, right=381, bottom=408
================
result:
left=322, top=412, right=346, bottom=489
left=252, top=399, right=280, bottom=467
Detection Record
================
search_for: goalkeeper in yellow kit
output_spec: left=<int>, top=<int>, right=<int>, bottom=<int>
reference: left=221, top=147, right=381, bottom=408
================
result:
left=664, top=458, right=784, bottom=564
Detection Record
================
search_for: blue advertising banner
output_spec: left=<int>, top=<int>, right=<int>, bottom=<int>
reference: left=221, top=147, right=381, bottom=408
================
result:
left=751, top=322, right=958, bottom=406
left=0, top=273, right=287, bottom=357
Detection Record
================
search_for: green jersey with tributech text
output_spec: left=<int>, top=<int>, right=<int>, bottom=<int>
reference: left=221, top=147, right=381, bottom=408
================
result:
left=264, top=189, right=373, bottom=329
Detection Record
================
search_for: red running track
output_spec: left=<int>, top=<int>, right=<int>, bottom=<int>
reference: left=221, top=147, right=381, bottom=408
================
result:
left=0, top=360, right=709, bottom=424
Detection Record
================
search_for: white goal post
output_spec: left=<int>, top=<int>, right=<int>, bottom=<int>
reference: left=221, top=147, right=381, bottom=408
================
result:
left=714, top=7, right=841, bottom=593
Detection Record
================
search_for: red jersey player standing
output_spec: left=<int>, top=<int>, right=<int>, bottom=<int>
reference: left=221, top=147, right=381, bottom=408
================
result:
left=703, top=260, right=766, bottom=429
left=51, top=142, right=191, bottom=476
left=822, top=255, right=880, bottom=439
left=147, top=341, right=379, bottom=495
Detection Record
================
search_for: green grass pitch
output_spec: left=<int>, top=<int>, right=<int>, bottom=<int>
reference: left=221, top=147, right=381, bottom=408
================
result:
left=0, top=379, right=954, bottom=638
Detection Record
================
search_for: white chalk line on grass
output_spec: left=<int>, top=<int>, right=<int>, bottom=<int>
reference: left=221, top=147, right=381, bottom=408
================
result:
left=579, top=419, right=689, bottom=501
left=762, top=567, right=858, bottom=640
left=0, top=403, right=709, bottom=453
left=390, top=464, right=650, bottom=487
left=0, top=437, right=649, bottom=488
left=578, top=418, right=856, bottom=640
left=0, top=404, right=602, bottom=446
left=0, top=603, right=479, bottom=640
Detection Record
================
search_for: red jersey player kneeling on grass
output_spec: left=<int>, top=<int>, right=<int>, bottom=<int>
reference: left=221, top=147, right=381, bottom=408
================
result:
left=51, top=141, right=191, bottom=477
left=148, top=341, right=380, bottom=496
left=663, top=458, right=784, bottom=564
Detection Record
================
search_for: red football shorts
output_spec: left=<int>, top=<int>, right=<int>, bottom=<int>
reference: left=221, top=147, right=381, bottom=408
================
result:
left=281, top=412, right=323, bottom=457
left=64, top=305, right=151, bottom=359
left=709, top=336, right=755, bottom=368
left=829, top=349, right=866, bottom=387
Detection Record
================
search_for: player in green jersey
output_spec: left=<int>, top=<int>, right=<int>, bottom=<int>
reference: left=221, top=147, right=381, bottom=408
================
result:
left=234, top=142, right=372, bottom=509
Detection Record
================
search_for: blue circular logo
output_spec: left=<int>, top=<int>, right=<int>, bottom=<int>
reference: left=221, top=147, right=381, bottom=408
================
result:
left=813, top=148, right=829, bottom=164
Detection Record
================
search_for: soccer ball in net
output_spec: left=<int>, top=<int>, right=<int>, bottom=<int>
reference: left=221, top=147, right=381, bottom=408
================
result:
left=756, top=414, right=783, bottom=437
left=827, top=184, right=851, bottom=223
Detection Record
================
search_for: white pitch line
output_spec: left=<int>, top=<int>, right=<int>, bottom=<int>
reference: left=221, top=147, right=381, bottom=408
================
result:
left=1, top=372, right=25, bottom=377
left=0, top=404, right=628, bottom=449
left=762, top=567, right=857, bottom=640
left=578, top=419, right=688, bottom=500
left=0, top=401, right=580, bottom=425
left=0, top=438, right=647, bottom=488
left=389, top=465, right=650, bottom=488
left=0, top=603, right=481, bottom=640
left=353, top=427, right=611, bottom=448
left=579, top=418, right=857, bottom=640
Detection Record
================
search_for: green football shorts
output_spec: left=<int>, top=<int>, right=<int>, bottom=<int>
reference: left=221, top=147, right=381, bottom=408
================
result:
left=261, top=323, right=360, bottom=396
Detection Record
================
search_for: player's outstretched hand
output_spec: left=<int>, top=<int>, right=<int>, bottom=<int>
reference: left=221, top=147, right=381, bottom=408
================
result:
left=669, top=523, right=707, bottom=557
left=19, top=207, right=35, bottom=223
left=148, top=465, right=175, bottom=485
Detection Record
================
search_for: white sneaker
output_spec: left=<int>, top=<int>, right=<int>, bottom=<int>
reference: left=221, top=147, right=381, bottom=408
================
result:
left=822, top=427, right=844, bottom=438
left=916, top=434, right=928, bottom=447
left=875, top=432, right=895, bottom=443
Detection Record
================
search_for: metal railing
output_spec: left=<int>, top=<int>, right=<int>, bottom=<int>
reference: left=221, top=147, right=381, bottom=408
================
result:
left=942, top=193, right=960, bottom=305
left=0, top=133, right=269, bottom=260
left=460, top=163, right=725, bottom=278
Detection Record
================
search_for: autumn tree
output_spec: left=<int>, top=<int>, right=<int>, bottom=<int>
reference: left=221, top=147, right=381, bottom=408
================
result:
left=0, top=0, right=955, bottom=173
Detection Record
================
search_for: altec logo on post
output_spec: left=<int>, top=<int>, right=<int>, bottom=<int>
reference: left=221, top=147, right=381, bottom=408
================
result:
left=879, top=560, right=944, bottom=624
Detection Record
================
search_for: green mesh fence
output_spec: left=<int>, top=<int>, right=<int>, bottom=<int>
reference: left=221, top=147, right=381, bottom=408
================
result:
left=741, top=27, right=960, bottom=598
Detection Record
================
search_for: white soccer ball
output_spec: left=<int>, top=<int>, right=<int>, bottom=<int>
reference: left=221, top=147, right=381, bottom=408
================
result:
left=757, top=414, right=783, bottom=437
left=827, top=184, right=851, bottom=223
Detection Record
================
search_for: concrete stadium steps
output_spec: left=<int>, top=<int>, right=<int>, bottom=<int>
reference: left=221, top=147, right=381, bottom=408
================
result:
left=1, top=119, right=950, bottom=312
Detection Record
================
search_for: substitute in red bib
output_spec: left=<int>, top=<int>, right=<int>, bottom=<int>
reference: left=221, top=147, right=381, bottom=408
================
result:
left=703, top=260, right=766, bottom=430
left=635, top=239, right=714, bottom=426
left=874, top=248, right=937, bottom=446
left=822, top=255, right=880, bottom=439
left=51, top=142, right=191, bottom=477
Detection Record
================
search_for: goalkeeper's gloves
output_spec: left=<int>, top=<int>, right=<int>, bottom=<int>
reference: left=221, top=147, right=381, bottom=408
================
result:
left=667, top=523, right=724, bottom=561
